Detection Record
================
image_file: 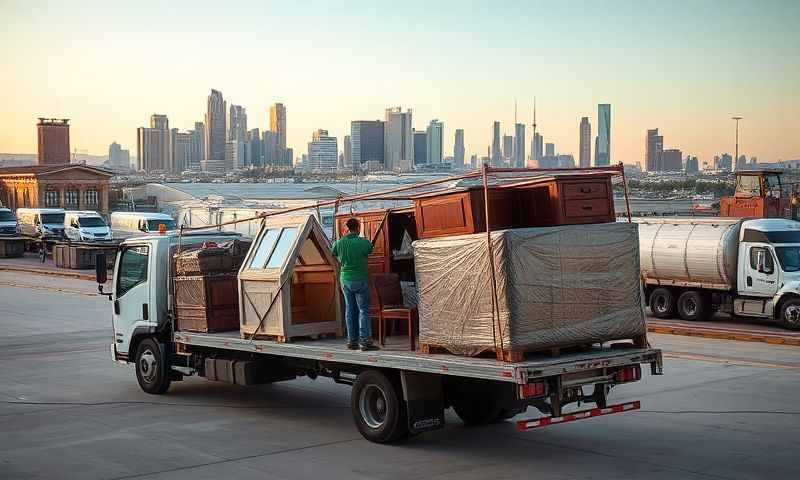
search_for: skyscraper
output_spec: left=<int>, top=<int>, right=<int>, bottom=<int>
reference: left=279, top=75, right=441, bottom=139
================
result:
left=663, top=149, right=683, bottom=171
left=203, top=89, right=226, bottom=171
left=189, top=122, right=205, bottom=170
left=262, top=130, right=278, bottom=166
left=502, top=135, right=514, bottom=165
left=136, top=114, right=171, bottom=172
left=595, top=104, right=611, bottom=166
left=343, top=135, right=352, bottom=169
left=579, top=117, right=591, bottom=168
left=107, top=141, right=130, bottom=170
left=531, top=132, right=543, bottom=163
left=426, top=119, right=443, bottom=164
left=351, top=120, right=384, bottom=171
left=413, top=130, right=427, bottom=165
left=513, top=123, right=525, bottom=168
left=171, top=129, right=193, bottom=173
left=384, top=107, right=413, bottom=172
left=270, top=103, right=287, bottom=150
left=228, top=105, right=247, bottom=142
left=645, top=128, right=664, bottom=171
left=545, top=142, right=555, bottom=157
left=491, top=121, right=501, bottom=166
left=246, top=128, right=261, bottom=167
left=37, top=118, right=71, bottom=165
left=454, top=129, right=465, bottom=169
left=307, top=129, right=337, bottom=172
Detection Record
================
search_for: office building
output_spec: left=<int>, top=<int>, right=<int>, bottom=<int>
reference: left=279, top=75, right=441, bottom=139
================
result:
left=545, top=142, right=555, bottom=157
left=351, top=120, right=384, bottom=171
left=171, top=129, right=193, bottom=173
left=107, top=141, right=130, bottom=170
left=595, top=103, right=611, bottom=166
left=246, top=128, right=261, bottom=167
left=36, top=118, right=71, bottom=165
left=579, top=117, right=591, bottom=168
left=532, top=132, right=543, bottom=163
left=685, top=155, right=699, bottom=174
left=645, top=128, right=664, bottom=171
left=413, top=130, right=427, bottom=165
left=502, top=134, right=513, bottom=165
left=426, top=119, right=443, bottom=165
left=343, top=135, right=352, bottom=169
left=454, top=129, right=465, bottom=169
left=263, top=131, right=279, bottom=166
left=469, top=154, right=477, bottom=169
left=228, top=105, right=247, bottom=142
left=307, top=129, right=337, bottom=172
left=136, top=114, right=171, bottom=173
left=663, top=149, right=682, bottom=171
left=384, top=107, right=413, bottom=172
left=203, top=89, right=226, bottom=172
left=189, top=122, right=205, bottom=170
left=491, top=121, right=501, bottom=166
left=270, top=103, right=287, bottom=151
left=513, top=123, right=525, bottom=168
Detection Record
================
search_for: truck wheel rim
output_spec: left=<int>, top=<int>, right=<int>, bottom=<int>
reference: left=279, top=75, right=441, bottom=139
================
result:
left=139, top=349, right=158, bottom=384
left=655, top=295, right=668, bottom=313
left=785, top=305, right=800, bottom=325
left=359, top=384, right=388, bottom=429
left=684, top=298, right=697, bottom=316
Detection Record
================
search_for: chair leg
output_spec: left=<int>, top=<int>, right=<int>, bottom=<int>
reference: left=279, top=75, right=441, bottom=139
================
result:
left=408, top=314, right=415, bottom=351
left=378, top=311, right=385, bottom=347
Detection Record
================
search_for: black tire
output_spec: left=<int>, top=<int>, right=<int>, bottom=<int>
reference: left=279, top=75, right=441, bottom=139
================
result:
left=676, top=291, right=709, bottom=321
left=351, top=370, right=408, bottom=443
left=779, top=298, right=800, bottom=331
left=451, top=392, right=504, bottom=426
left=649, top=288, right=676, bottom=319
left=134, top=338, right=171, bottom=395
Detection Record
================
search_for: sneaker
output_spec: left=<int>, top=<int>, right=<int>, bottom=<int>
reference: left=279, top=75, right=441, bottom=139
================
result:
left=346, top=342, right=359, bottom=350
left=360, top=343, right=379, bottom=352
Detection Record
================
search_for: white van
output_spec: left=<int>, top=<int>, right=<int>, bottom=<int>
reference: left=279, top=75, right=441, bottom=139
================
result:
left=0, top=208, right=18, bottom=236
left=64, top=211, right=112, bottom=242
left=110, top=212, right=178, bottom=239
left=16, top=208, right=66, bottom=238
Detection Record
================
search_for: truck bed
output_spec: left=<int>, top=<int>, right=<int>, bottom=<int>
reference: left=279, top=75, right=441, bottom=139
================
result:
left=174, top=331, right=662, bottom=385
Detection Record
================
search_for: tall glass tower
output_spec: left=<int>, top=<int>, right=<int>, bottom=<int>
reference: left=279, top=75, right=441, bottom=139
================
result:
left=595, top=104, right=611, bottom=166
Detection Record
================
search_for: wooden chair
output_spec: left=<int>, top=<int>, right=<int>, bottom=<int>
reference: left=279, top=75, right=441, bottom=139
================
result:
left=372, top=273, right=417, bottom=351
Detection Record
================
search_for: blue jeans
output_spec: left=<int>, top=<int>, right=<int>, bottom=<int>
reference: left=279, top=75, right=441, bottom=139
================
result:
left=341, top=279, right=371, bottom=345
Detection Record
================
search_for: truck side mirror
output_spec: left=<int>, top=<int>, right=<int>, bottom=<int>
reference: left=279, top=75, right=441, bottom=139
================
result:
left=95, top=253, right=107, bottom=284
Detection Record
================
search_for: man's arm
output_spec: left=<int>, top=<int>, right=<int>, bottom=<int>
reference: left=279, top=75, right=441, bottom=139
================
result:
left=331, top=239, right=340, bottom=258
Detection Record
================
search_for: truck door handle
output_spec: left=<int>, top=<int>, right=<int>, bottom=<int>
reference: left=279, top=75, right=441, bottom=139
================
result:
left=747, top=276, right=753, bottom=287
left=142, top=303, right=149, bottom=321
left=114, top=300, right=120, bottom=314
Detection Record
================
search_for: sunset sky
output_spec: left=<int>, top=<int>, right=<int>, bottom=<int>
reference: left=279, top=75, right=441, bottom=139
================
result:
left=1, top=0, right=798, bottom=165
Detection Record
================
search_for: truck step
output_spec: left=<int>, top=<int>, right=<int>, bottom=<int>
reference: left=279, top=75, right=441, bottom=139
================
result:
left=516, top=400, right=640, bottom=431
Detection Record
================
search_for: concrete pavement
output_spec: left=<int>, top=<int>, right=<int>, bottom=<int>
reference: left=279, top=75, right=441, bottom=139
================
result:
left=0, top=272, right=799, bottom=479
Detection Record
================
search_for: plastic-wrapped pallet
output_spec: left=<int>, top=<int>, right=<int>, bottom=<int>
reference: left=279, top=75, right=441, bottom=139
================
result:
left=413, top=222, right=646, bottom=356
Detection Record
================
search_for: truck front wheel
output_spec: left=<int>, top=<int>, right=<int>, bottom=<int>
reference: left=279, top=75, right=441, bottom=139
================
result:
left=352, top=370, right=408, bottom=443
left=649, top=288, right=675, bottom=319
left=677, top=291, right=709, bottom=321
left=779, top=298, right=800, bottom=331
left=134, top=338, right=171, bottom=395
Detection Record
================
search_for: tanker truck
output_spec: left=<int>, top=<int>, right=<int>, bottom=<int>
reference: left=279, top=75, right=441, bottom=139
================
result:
left=636, top=217, right=800, bottom=330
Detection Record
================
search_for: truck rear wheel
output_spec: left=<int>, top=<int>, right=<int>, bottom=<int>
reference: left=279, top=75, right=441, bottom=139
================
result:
left=351, top=370, right=408, bottom=443
left=677, top=291, right=709, bottom=321
left=649, top=288, right=675, bottom=318
left=779, top=298, right=800, bottom=331
left=134, top=338, right=171, bottom=395
left=451, top=393, right=503, bottom=426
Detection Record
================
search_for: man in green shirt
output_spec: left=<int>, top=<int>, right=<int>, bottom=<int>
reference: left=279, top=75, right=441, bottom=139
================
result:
left=332, top=218, right=378, bottom=351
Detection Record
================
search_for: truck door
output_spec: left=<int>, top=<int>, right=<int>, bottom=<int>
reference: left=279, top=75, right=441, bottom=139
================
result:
left=112, top=245, right=153, bottom=356
left=741, top=245, right=779, bottom=297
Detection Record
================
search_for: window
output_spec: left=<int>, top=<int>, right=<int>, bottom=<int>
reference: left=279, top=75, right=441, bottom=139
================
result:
left=44, top=190, right=59, bottom=207
left=775, top=247, right=800, bottom=272
left=146, top=219, right=176, bottom=231
left=749, top=247, right=775, bottom=275
left=65, top=189, right=79, bottom=206
left=41, top=213, right=64, bottom=225
left=735, top=175, right=761, bottom=197
left=84, top=188, right=98, bottom=206
left=248, top=226, right=299, bottom=269
left=78, top=216, right=107, bottom=227
left=116, top=246, right=149, bottom=297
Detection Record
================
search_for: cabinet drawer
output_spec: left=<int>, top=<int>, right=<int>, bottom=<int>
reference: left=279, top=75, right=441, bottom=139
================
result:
left=562, top=181, right=608, bottom=200
left=563, top=198, right=611, bottom=218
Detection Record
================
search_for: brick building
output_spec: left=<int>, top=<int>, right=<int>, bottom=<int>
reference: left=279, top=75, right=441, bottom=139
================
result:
left=37, top=118, right=71, bottom=165
left=0, top=164, right=113, bottom=213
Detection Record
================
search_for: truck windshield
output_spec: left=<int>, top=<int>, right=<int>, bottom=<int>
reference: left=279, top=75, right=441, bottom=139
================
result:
left=775, top=247, right=800, bottom=272
left=79, top=217, right=107, bottom=227
left=41, top=213, right=65, bottom=224
left=0, top=211, right=15, bottom=222
left=146, top=219, right=176, bottom=231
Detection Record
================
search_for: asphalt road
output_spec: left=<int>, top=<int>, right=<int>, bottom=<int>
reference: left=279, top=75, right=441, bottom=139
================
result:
left=0, top=272, right=799, bottom=480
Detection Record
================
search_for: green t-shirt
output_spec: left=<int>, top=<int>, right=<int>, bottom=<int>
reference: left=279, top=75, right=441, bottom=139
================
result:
left=332, top=233, right=373, bottom=282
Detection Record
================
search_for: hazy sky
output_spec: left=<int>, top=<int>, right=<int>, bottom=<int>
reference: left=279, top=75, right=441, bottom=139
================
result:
left=1, top=0, right=798, bottom=165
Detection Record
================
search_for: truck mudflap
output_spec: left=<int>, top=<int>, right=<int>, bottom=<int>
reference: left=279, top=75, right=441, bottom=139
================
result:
left=516, top=400, right=641, bottom=431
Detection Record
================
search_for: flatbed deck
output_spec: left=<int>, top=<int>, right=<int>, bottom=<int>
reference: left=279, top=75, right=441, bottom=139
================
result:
left=175, top=331, right=663, bottom=385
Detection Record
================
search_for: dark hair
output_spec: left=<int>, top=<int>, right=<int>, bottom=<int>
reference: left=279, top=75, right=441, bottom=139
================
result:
left=346, top=218, right=359, bottom=232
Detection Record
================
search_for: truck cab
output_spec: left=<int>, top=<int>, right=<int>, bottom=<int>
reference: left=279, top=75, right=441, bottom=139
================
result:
left=720, top=170, right=795, bottom=219
left=735, top=218, right=800, bottom=328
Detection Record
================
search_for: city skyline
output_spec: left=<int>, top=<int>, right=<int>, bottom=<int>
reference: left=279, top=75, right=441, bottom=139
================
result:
left=1, top=1, right=798, bottom=164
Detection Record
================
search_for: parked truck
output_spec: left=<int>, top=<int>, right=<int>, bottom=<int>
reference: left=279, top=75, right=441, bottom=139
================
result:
left=637, top=217, right=800, bottom=330
left=94, top=228, right=663, bottom=444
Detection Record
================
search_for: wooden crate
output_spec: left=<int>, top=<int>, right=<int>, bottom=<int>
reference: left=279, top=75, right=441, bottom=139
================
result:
left=174, top=273, right=240, bottom=333
left=0, top=238, right=25, bottom=258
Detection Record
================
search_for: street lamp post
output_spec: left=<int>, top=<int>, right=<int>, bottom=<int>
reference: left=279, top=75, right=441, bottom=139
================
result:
left=732, top=116, right=742, bottom=172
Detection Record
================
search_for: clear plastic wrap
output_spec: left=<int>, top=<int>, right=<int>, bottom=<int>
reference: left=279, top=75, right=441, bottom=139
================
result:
left=413, top=223, right=646, bottom=355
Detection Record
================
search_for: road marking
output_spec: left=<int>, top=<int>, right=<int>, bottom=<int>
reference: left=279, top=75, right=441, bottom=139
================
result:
left=663, top=351, right=800, bottom=369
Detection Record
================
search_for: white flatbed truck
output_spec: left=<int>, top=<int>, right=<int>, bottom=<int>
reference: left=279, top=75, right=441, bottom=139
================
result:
left=95, top=231, right=663, bottom=444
